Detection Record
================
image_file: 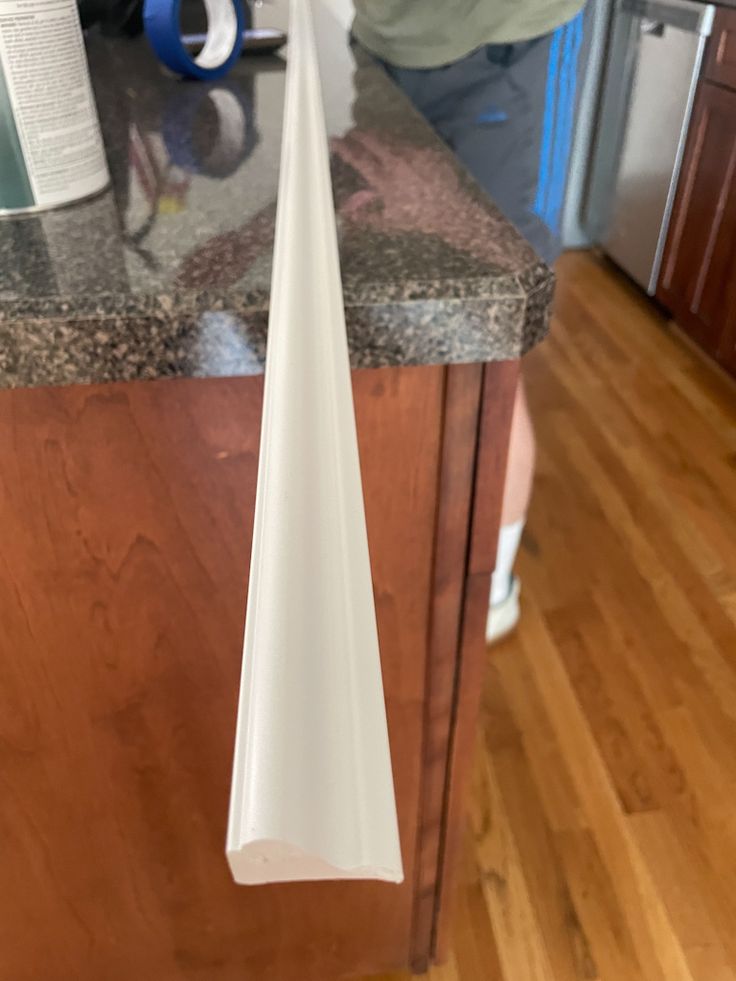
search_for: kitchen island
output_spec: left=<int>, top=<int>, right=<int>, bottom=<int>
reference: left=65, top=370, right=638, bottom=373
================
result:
left=0, top=6, right=552, bottom=979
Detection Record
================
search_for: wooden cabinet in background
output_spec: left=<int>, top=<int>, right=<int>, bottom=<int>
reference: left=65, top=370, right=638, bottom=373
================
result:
left=703, top=7, right=736, bottom=90
left=658, top=79, right=736, bottom=377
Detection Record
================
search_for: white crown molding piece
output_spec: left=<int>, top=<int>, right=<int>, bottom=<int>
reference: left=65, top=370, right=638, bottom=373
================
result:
left=225, top=0, right=403, bottom=885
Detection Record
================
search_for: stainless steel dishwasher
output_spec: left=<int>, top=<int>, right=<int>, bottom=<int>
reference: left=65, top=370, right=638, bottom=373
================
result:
left=585, top=0, right=714, bottom=293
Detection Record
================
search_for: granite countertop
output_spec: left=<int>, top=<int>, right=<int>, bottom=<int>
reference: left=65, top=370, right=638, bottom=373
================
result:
left=0, top=1, right=553, bottom=390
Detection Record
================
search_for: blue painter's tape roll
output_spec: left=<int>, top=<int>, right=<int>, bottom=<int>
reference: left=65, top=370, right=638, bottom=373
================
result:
left=144, top=0, right=245, bottom=80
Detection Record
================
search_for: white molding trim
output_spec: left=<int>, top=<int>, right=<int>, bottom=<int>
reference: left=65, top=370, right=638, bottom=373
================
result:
left=226, top=0, right=403, bottom=886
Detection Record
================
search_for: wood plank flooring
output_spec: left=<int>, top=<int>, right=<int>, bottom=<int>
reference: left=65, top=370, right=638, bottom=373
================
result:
left=365, top=250, right=736, bottom=981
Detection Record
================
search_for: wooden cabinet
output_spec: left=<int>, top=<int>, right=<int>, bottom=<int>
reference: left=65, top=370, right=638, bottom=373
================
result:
left=658, top=12, right=736, bottom=377
left=658, top=80, right=736, bottom=375
left=703, top=7, right=736, bottom=90
left=0, top=362, right=516, bottom=980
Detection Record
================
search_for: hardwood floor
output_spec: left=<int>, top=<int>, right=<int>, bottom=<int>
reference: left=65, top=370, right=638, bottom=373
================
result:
left=365, top=251, right=736, bottom=981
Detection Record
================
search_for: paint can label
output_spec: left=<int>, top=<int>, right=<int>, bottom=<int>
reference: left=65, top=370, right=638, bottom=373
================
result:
left=0, top=0, right=110, bottom=214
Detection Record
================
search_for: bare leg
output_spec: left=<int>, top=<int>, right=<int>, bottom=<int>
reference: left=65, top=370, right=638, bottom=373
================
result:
left=500, top=377, right=536, bottom=526
left=487, top=377, right=535, bottom=639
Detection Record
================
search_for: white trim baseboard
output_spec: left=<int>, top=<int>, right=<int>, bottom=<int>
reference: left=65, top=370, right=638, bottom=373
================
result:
left=225, top=0, right=403, bottom=886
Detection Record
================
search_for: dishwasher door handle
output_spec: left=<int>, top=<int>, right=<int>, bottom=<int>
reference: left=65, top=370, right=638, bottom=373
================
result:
left=621, top=0, right=714, bottom=35
left=640, top=18, right=665, bottom=36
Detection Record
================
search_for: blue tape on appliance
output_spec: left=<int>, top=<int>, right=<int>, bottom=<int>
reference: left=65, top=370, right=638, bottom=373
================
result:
left=144, top=0, right=245, bottom=80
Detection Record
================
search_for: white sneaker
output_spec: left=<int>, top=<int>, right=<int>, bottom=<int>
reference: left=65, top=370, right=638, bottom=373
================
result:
left=485, top=576, right=521, bottom=645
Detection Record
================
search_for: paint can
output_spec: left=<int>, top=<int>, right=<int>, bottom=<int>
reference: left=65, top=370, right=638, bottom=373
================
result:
left=0, top=0, right=110, bottom=215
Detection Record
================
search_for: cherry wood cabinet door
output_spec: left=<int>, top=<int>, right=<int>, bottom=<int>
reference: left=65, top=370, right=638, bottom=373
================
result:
left=0, top=362, right=517, bottom=980
left=0, top=369, right=445, bottom=981
left=703, top=7, right=736, bottom=91
left=657, top=81, right=736, bottom=377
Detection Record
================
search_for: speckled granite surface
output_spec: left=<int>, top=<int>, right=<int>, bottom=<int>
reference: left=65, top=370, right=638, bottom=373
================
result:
left=0, top=2, right=553, bottom=390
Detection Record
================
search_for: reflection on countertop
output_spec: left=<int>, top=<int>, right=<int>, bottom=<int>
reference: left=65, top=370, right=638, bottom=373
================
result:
left=0, top=2, right=553, bottom=389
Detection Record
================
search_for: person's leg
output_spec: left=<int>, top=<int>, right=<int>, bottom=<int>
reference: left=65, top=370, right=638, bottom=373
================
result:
left=486, top=378, right=535, bottom=640
left=500, top=380, right=536, bottom=529
left=377, top=13, right=589, bottom=639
